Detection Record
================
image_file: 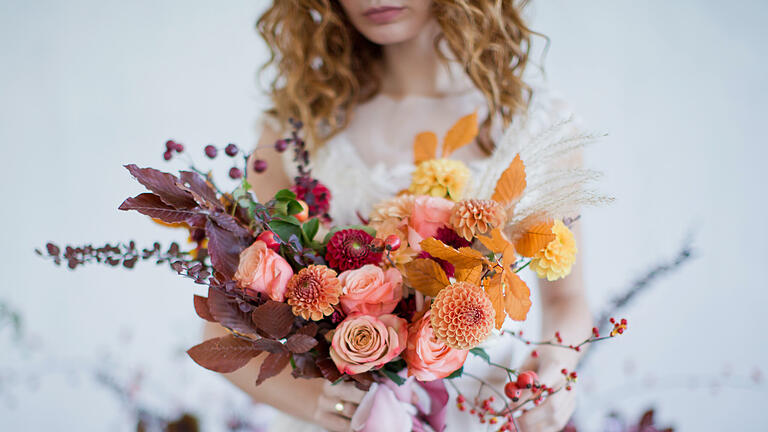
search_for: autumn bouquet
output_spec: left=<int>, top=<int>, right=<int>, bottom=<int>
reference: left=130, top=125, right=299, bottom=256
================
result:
left=40, top=115, right=622, bottom=432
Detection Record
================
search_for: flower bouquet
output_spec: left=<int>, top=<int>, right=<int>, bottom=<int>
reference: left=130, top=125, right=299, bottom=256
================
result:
left=40, top=114, right=624, bottom=431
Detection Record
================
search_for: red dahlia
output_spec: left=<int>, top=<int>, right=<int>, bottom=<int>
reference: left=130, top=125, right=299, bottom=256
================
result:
left=325, top=229, right=382, bottom=271
left=291, top=177, right=331, bottom=217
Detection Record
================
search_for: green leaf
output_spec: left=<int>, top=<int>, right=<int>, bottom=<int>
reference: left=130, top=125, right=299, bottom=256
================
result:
left=445, top=366, right=464, bottom=379
left=274, top=189, right=296, bottom=201
left=302, top=218, right=320, bottom=242
left=469, top=347, right=490, bottom=364
left=274, top=215, right=301, bottom=226
left=380, top=368, right=406, bottom=386
left=269, top=220, right=303, bottom=244
left=287, top=200, right=303, bottom=216
left=273, top=200, right=288, bottom=217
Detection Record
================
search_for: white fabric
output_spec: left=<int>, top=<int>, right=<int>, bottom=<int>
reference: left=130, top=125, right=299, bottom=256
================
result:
left=267, top=84, right=577, bottom=432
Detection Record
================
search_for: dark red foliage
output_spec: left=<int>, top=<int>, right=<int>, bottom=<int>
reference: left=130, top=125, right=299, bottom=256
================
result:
left=186, top=334, right=262, bottom=373
left=435, top=226, right=472, bottom=249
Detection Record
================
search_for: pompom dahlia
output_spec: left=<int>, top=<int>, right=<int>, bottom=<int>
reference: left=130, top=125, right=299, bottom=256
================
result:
left=529, top=220, right=577, bottom=281
left=430, top=282, right=495, bottom=350
left=325, top=229, right=382, bottom=271
left=450, top=199, right=505, bottom=241
left=409, top=158, right=470, bottom=201
left=285, top=265, right=342, bottom=320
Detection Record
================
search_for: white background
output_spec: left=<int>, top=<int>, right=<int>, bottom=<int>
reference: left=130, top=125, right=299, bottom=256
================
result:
left=1, top=1, right=767, bottom=431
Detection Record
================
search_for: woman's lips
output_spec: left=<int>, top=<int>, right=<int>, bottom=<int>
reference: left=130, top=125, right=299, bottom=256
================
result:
left=363, top=6, right=405, bottom=24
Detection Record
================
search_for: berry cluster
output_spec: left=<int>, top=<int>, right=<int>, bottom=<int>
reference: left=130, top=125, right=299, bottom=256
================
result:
left=163, top=140, right=184, bottom=161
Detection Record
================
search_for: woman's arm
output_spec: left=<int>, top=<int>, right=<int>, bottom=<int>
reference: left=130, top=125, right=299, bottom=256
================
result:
left=518, top=225, right=593, bottom=431
left=203, top=125, right=363, bottom=431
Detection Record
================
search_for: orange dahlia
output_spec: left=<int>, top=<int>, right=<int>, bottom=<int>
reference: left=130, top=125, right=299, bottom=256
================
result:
left=285, top=265, right=342, bottom=320
left=450, top=199, right=506, bottom=241
left=430, top=282, right=495, bottom=350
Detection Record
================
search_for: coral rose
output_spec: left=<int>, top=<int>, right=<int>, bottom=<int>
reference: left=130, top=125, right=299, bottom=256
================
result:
left=330, top=314, right=408, bottom=375
left=408, top=196, right=454, bottom=251
left=234, top=240, right=293, bottom=302
left=403, top=310, right=468, bottom=381
left=339, top=265, right=403, bottom=316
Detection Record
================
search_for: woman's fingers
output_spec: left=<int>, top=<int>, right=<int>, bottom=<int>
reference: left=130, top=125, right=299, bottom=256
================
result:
left=314, top=411, right=351, bottom=432
left=323, top=380, right=367, bottom=404
left=317, top=393, right=358, bottom=419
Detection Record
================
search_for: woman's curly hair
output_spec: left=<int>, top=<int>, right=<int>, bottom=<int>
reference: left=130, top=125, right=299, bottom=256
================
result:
left=257, top=0, right=536, bottom=153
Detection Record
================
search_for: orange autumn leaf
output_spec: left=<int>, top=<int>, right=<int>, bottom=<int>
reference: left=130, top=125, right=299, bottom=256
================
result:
left=455, top=265, right=485, bottom=286
left=492, top=154, right=527, bottom=205
left=513, top=219, right=555, bottom=257
left=503, top=271, right=531, bottom=321
left=485, top=272, right=506, bottom=329
left=403, top=258, right=450, bottom=297
left=478, top=228, right=514, bottom=256
left=442, top=112, right=478, bottom=158
left=420, top=238, right=488, bottom=270
left=413, top=131, right=438, bottom=164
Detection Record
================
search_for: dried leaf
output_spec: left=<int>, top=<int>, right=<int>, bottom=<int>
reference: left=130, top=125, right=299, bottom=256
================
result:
left=420, top=238, right=488, bottom=270
left=477, top=228, right=512, bottom=255
left=454, top=265, right=485, bottom=286
left=118, top=193, right=197, bottom=223
left=413, top=131, right=438, bottom=164
left=251, top=300, right=294, bottom=339
left=209, top=212, right=252, bottom=238
left=253, top=338, right=287, bottom=353
left=291, top=352, right=323, bottom=379
left=316, top=356, right=342, bottom=383
left=186, top=334, right=261, bottom=373
left=503, top=271, right=531, bottom=321
left=285, top=334, right=318, bottom=354
left=492, top=155, right=527, bottom=205
left=296, top=322, right=319, bottom=338
left=193, top=295, right=215, bottom=322
left=205, top=219, right=244, bottom=279
left=207, top=288, right=257, bottom=336
left=179, top=171, right=222, bottom=210
left=513, top=220, right=555, bottom=257
left=442, top=112, right=478, bottom=158
left=403, top=258, right=449, bottom=297
left=124, top=164, right=196, bottom=209
left=484, top=272, right=505, bottom=329
left=256, top=352, right=290, bottom=385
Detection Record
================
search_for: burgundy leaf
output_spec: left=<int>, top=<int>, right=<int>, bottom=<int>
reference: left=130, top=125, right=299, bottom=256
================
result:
left=291, top=353, right=323, bottom=379
left=296, top=322, right=318, bottom=338
left=179, top=171, right=223, bottom=210
left=285, top=334, right=318, bottom=354
left=207, top=288, right=257, bottom=336
left=251, top=300, right=295, bottom=339
left=205, top=219, right=244, bottom=280
left=256, top=352, right=290, bottom=385
left=46, top=243, right=60, bottom=256
left=209, top=211, right=252, bottom=238
left=316, top=356, right=342, bottom=383
left=186, top=334, right=262, bottom=373
left=119, top=193, right=197, bottom=223
left=124, top=164, right=196, bottom=209
left=253, top=338, right=288, bottom=354
left=639, top=410, right=655, bottom=428
left=350, top=372, right=374, bottom=391
left=193, top=295, right=215, bottom=322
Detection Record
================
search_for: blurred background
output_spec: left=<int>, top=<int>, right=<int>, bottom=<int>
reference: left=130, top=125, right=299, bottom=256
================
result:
left=1, top=0, right=766, bottom=430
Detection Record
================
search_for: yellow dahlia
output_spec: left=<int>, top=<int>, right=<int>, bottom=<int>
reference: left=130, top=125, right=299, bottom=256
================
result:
left=450, top=199, right=506, bottom=241
left=370, top=194, right=415, bottom=223
left=409, top=158, right=470, bottom=201
left=430, top=282, right=495, bottom=350
left=285, top=265, right=342, bottom=320
left=529, top=220, right=577, bottom=281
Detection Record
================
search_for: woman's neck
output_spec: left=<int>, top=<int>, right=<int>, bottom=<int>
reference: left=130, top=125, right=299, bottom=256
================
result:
left=379, top=20, right=470, bottom=98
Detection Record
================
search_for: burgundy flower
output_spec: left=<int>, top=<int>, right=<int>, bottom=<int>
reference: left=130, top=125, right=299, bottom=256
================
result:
left=292, top=176, right=331, bottom=217
left=435, top=226, right=472, bottom=249
left=325, top=229, right=382, bottom=271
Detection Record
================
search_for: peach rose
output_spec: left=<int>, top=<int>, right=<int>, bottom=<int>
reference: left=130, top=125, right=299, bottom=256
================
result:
left=234, top=240, right=294, bottom=302
left=408, top=196, right=454, bottom=251
left=330, top=314, right=407, bottom=375
left=339, top=265, right=403, bottom=316
left=403, top=310, right=468, bottom=381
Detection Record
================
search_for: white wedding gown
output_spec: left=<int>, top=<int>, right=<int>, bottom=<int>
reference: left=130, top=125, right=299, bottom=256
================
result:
left=266, top=78, right=586, bottom=432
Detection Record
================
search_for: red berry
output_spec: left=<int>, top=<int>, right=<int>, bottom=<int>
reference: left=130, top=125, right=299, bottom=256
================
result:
left=165, top=140, right=175, bottom=150
left=204, top=145, right=218, bottom=158
left=253, top=159, right=268, bottom=173
left=609, top=317, right=616, bottom=324
left=163, top=150, right=172, bottom=161
left=516, top=371, right=535, bottom=389
left=621, top=318, right=627, bottom=325
left=531, top=350, right=539, bottom=358
left=274, top=139, right=289, bottom=152
left=456, top=394, right=465, bottom=404
left=257, top=231, right=280, bottom=251
left=504, top=382, right=521, bottom=401
left=225, top=143, right=239, bottom=156
left=173, top=142, right=184, bottom=152
left=561, top=368, right=568, bottom=375
left=592, top=327, right=600, bottom=337
left=371, top=238, right=384, bottom=250
left=565, top=385, right=572, bottom=391
left=229, top=167, right=242, bottom=179
left=384, top=234, right=401, bottom=251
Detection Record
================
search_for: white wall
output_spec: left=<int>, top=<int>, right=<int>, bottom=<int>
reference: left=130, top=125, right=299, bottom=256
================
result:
left=1, top=1, right=766, bottom=430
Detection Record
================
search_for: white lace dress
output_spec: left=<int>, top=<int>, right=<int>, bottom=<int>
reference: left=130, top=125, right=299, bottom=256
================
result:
left=267, top=84, right=587, bottom=432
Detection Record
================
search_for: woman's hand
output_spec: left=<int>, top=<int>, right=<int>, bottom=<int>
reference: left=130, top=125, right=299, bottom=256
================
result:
left=516, top=354, right=577, bottom=432
left=313, top=380, right=366, bottom=432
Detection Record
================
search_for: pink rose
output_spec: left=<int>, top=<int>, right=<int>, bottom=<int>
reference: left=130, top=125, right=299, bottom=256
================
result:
left=403, top=310, right=468, bottom=381
left=339, top=265, right=403, bottom=316
left=330, top=314, right=407, bottom=375
left=408, top=196, right=454, bottom=251
left=234, top=240, right=293, bottom=302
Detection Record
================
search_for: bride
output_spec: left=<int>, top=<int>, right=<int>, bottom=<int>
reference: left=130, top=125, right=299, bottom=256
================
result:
left=205, top=1, right=593, bottom=431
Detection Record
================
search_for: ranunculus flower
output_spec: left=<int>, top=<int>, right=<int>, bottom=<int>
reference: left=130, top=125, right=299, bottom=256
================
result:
left=403, top=310, right=468, bottom=381
left=234, top=240, right=293, bottom=302
left=408, top=196, right=454, bottom=251
left=330, top=314, right=407, bottom=375
left=339, top=265, right=403, bottom=316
